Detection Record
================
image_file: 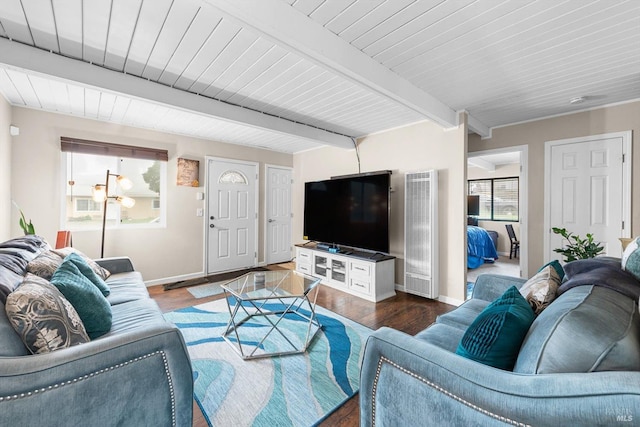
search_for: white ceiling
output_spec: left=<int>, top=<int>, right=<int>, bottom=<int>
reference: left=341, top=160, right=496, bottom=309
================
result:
left=0, top=0, right=638, bottom=154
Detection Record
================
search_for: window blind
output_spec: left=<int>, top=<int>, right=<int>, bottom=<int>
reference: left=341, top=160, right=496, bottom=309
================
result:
left=60, top=137, right=168, bottom=161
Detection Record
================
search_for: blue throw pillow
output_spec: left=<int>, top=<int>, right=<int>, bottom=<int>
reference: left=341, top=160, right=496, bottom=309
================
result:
left=65, top=253, right=110, bottom=297
left=538, top=260, right=565, bottom=282
left=456, top=286, right=535, bottom=370
left=50, top=258, right=112, bottom=339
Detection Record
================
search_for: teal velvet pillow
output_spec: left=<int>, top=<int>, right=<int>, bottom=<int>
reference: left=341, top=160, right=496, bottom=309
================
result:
left=456, top=286, right=535, bottom=370
left=538, top=260, right=565, bottom=282
left=65, top=253, right=110, bottom=297
left=50, top=258, right=112, bottom=339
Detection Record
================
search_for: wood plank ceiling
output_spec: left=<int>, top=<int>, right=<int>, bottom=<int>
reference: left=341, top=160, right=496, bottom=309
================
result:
left=0, top=0, right=638, bottom=153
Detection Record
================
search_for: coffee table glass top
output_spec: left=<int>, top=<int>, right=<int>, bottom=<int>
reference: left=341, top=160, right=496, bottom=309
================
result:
left=221, top=269, right=321, bottom=300
left=220, top=270, right=323, bottom=360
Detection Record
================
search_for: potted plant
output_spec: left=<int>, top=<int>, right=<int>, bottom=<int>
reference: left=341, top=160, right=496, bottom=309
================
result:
left=552, top=227, right=604, bottom=262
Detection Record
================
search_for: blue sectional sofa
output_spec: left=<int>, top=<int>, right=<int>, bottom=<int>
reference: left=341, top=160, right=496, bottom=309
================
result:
left=0, top=235, right=193, bottom=426
left=360, top=268, right=640, bottom=426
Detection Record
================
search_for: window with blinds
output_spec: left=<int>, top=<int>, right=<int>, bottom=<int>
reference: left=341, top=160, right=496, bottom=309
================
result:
left=468, top=177, right=519, bottom=221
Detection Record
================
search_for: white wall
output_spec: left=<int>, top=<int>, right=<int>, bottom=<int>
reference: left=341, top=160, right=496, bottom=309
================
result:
left=0, top=96, right=11, bottom=241
left=10, top=107, right=292, bottom=283
left=293, top=115, right=468, bottom=304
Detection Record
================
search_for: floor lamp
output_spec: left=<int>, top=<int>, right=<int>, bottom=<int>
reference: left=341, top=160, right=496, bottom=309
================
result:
left=93, top=169, right=135, bottom=258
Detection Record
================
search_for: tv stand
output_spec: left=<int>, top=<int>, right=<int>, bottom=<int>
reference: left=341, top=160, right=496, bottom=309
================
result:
left=295, top=243, right=395, bottom=303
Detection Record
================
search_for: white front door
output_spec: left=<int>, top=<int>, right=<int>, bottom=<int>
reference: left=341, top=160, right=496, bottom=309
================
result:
left=546, top=132, right=631, bottom=260
left=206, top=158, right=258, bottom=274
left=265, top=165, right=292, bottom=265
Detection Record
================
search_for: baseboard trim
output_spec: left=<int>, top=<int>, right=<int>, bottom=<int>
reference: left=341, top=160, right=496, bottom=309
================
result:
left=437, top=295, right=464, bottom=307
left=144, top=272, right=204, bottom=287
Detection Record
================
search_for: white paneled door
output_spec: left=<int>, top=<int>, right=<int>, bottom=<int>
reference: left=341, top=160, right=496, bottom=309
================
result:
left=265, top=165, right=292, bottom=265
left=546, top=132, right=631, bottom=259
left=206, top=158, right=258, bottom=274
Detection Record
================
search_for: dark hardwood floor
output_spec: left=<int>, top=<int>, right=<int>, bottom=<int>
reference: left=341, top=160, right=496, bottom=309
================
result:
left=148, top=263, right=455, bottom=427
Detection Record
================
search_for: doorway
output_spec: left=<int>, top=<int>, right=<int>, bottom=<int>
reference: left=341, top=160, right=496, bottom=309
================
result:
left=468, top=145, right=528, bottom=278
left=544, top=131, right=632, bottom=260
left=265, top=165, right=293, bottom=265
left=205, top=157, right=258, bottom=275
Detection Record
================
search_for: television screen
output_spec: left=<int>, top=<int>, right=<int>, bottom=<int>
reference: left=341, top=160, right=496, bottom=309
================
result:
left=303, top=173, right=390, bottom=253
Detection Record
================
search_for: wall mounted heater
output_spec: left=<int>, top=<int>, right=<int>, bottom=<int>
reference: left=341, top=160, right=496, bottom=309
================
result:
left=404, top=170, right=438, bottom=299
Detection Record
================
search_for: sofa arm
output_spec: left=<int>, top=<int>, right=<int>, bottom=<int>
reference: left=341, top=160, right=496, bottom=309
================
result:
left=96, top=256, right=135, bottom=274
left=360, top=327, right=640, bottom=427
left=471, top=273, right=527, bottom=301
left=0, top=324, right=193, bottom=427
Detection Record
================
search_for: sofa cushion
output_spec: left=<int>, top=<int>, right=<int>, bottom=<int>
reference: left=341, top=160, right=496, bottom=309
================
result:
left=514, top=285, right=640, bottom=374
left=65, top=253, right=110, bottom=297
left=0, top=300, right=30, bottom=356
left=621, top=237, right=640, bottom=282
left=519, top=265, right=560, bottom=314
left=105, top=271, right=150, bottom=305
left=51, top=258, right=112, bottom=339
left=5, top=274, right=89, bottom=354
left=52, top=247, right=111, bottom=280
left=26, top=250, right=64, bottom=280
left=434, top=299, right=488, bottom=331
left=456, top=286, right=535, bottom=370
left=415, top=323, right=465, bottom=353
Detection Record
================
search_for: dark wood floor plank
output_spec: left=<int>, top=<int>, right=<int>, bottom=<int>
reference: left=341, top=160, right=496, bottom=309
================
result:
left=148, top=264, right=455, bottom=427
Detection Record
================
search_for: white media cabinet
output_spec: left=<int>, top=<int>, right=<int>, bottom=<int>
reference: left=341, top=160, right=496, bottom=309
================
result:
left=295, top=244, right=395, bottom=303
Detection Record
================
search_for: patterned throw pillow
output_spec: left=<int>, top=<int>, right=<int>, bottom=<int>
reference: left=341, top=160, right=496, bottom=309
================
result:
left=26, top=250, right=64, bottom=280
left=621, top=237, right=640, bottom=282
left=5, top=274, right=89, bottom=354
left=52, top=247, right=111, bottom=280
left=519, top=265, right=561, bottom=314
left=64, top=253, right=110, bottom=297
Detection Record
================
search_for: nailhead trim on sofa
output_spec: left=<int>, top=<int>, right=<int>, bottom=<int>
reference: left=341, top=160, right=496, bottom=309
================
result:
left=372, top=356, right=530, bottom=427
left=0, top=350, right=176, bottom=426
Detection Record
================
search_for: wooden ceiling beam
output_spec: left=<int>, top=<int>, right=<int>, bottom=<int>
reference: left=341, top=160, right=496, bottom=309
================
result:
left=0, top=38, right=354, bottom=149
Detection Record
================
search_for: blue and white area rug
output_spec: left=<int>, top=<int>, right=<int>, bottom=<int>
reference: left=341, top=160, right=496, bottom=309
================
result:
left=164, top=298, right=372, bottom=427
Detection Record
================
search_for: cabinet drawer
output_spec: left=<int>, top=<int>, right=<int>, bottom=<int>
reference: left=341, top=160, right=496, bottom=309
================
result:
left=349, top=261, right=371, bottom=278
left=297, top=263, right=312, bottom=274
left=297, top=249, right=312, bottom=264
left=349, top=277, right=371, bottom=295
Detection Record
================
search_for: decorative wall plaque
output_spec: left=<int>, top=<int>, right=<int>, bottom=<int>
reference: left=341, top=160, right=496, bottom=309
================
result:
left=177, top=158, right=199, bottom=187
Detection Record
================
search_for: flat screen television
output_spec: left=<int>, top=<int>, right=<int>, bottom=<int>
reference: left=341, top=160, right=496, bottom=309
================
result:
left=303, top=172, right=390, bottom=253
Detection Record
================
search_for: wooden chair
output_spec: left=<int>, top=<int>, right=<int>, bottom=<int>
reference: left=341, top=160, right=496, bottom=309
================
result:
left=505, top=224, right=519, bottom=259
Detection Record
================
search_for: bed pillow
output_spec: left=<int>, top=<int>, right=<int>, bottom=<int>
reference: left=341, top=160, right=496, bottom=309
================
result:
left=520, top=266, right=561, bottom=314
left=5, top=274, right=89, bottom=354
left=456, top=286, right=535, bottom=370
left=52, top=247, right=111, bottom=280
left=50, top=258, right=112, bottom=339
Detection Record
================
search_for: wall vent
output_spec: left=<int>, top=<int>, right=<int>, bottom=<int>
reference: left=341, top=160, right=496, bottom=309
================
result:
left=404, top=170, right=438, bottom=299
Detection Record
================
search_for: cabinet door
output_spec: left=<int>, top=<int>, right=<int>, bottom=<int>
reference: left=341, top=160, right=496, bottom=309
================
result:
left=330, top=258, right=347, bottom=284
left=313, top=254, right=328, bottom=279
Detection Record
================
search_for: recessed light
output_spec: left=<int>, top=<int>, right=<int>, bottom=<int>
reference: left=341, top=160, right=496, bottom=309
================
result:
left=570, top=96, right=587, bottom=105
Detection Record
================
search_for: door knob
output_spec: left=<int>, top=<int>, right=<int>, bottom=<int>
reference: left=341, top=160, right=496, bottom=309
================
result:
left=268, top=219, right=274, bottom=223
left=209, top=224, right=214, bottom=228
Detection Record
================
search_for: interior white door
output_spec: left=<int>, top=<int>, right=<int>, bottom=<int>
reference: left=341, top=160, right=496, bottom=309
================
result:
left=206, top=158, right=257, bottom=274
left=265, top=165, right=292, bottom=265
left=548, top=136, right=625, bottom=259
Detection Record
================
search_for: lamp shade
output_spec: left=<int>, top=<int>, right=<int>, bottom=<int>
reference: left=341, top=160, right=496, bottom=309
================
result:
left=92, top=185, right=107, bottom=202
left=468, top=195, right=480, bottom=216
left=116, top=175, right=133, bottom=190
left=118, top=196, right=136, bottom=208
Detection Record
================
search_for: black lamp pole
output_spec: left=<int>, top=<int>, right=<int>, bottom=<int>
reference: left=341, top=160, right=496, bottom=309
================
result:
left=100, top=169, right=111, bottom=258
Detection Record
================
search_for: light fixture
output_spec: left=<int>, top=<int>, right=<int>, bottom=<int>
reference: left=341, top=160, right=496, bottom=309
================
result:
left=569, top=96, right=587, bottom=105
left=94, top=170, right=136, bottom=258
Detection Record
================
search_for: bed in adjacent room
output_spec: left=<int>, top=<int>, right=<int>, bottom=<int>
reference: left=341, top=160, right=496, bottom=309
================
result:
left=467, top=225, right=498, bottom=268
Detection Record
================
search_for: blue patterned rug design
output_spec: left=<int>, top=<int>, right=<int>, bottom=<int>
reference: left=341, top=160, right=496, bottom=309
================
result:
left=164, top=298, right=372, bottom=427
